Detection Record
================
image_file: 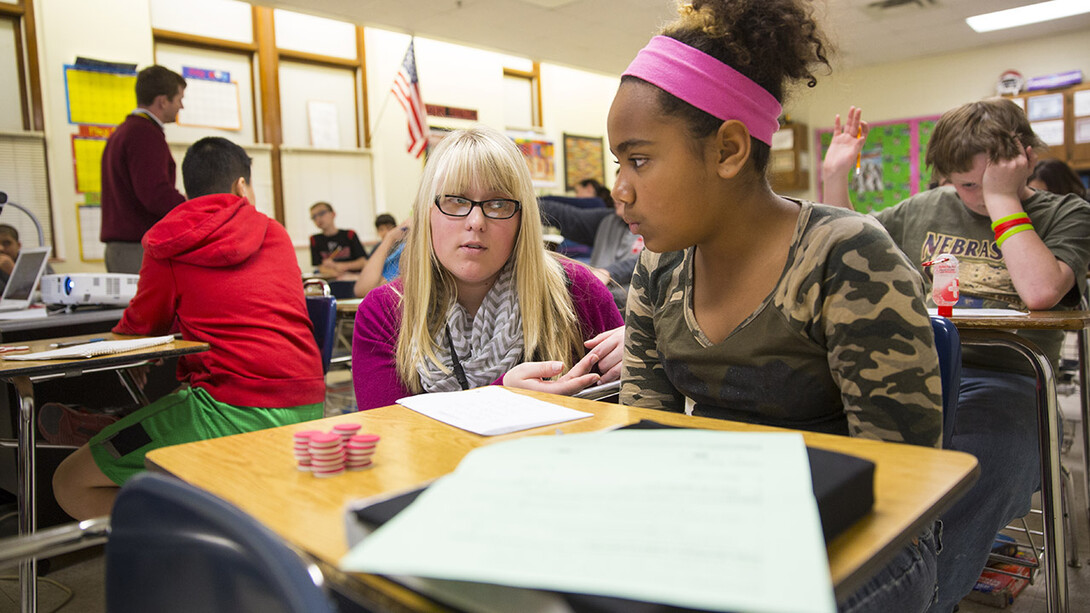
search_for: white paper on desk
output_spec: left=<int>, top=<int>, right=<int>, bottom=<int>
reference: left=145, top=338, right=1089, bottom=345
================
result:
left=2, top=335, right=175, bottom=360
left=396, top=386, right=592, bottom=436
left=927, top=307, right=1029, bottom=317
left=341, top=430, right=834, bottom=613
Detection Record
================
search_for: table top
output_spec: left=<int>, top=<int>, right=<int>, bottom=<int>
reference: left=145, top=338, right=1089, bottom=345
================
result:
left=146, top=390, right=979, bottom=610
left=336, top=297, right=363, bottom=315
left=947, top=310, right=1090, bottom=331
left=0, top=333, right=209, bottom=379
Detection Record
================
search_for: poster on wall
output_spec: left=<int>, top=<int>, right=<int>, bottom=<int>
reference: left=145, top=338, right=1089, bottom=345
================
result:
left=817, top=115, right=939, bottom=214
left=177, top=67, right=242, bottom=131
left=64, top=64, right=137, bottom=126
left=509, top=132, right=556, bottom=187
left=307, top=100, right=340, bottom=148
left=563, top=133, right=605, bottom=191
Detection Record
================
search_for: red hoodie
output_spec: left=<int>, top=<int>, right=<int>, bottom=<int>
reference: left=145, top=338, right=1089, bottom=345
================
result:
left=115, top=193, right=325, bottom=408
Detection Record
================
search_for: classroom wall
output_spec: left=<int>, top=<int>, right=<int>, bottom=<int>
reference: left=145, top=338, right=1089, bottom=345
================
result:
left=34, top=0, right=154, bottom=270
left=784, top=27, right=1090, bottom=200
left=14, top=0, right=1090, bottom=273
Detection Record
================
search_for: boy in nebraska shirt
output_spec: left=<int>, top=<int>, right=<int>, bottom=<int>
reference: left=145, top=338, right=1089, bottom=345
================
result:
left=54, top=137, right=325, bottom=519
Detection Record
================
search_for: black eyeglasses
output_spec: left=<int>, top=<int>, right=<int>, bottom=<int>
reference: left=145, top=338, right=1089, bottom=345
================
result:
left=434, top=195, right=521, bottom=220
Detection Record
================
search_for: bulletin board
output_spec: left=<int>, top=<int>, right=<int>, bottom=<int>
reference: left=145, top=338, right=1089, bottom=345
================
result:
left=816, top=115, right=940, bottom=213
left=64, top=64, right=137, bottom=125
left=563, top=133, right=605, bottom=191
left=71, top=135, right=108, bottom=193
left=510, top=133, right=556, bottom=188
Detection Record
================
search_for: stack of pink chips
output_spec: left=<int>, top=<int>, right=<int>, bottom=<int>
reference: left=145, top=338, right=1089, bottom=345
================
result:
left=291, top=430, right=324, bottom=472
left=346, top=434, right=380, bottom=470
left=308, top=432, right=347, bottom=478
left=292, top=427, right=381, bottom=477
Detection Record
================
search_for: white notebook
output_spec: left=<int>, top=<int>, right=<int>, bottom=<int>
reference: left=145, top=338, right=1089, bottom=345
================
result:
left=2, top=335, right=176, bottom=361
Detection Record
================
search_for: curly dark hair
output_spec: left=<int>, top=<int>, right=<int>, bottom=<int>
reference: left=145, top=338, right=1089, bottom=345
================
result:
left=624, top=0, right=831, bottom=172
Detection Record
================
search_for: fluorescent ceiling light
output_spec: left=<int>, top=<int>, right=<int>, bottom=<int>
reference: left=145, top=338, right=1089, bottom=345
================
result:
left=966, top=0, right=1090, bottom=32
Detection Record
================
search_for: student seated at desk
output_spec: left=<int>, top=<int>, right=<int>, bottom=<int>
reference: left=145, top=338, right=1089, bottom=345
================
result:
left=612, top=2, right=942, bottom=612
left=309, top=201, right=368, bottom=276
left=352, top=216, right=409, bottom=298
left=352, top=126, right=624, bottom=410
left=0, top=223, right=53, bottom=294
left=539, top=182, right=641, bottom=313
left=823, top=101, right=1090, bottom=613
left=53, top=137, right=326, bottom=520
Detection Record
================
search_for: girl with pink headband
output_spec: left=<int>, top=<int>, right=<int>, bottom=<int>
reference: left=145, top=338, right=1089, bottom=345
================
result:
left=612, top=2, right=942, bottom=612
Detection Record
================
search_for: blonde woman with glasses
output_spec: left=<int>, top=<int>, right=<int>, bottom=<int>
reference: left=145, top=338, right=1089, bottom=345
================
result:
left=352, top=126, right=624, bottom=410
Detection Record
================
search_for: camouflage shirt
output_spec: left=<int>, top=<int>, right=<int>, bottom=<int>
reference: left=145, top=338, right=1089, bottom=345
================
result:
left=875, top=186, right=1090, bottom=374
left=622, top=201, right=942, bottom=447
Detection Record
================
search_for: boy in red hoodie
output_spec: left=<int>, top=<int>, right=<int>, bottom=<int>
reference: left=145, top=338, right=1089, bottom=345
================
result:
left=53, top=137, right=326, bottom=519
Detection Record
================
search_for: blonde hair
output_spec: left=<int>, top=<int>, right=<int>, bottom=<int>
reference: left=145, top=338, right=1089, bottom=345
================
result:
left=395, top=126, right=584, bottom=392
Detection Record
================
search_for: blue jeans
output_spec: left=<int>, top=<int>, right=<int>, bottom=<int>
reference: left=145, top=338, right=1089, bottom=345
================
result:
left=930, top=367, right=1041, bottom=613
left=840, top=523, right=941, bottom=613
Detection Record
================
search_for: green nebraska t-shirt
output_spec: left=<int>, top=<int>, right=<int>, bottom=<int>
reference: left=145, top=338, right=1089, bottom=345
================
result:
left=875, top=186, right=1090, bottom=374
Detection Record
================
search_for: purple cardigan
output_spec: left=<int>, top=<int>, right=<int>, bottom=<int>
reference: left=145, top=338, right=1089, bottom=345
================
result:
left=352, top=259, right=623, bottom=410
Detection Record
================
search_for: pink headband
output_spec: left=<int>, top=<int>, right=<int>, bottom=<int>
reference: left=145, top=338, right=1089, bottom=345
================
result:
left=622, top=36, right=782, bottom=146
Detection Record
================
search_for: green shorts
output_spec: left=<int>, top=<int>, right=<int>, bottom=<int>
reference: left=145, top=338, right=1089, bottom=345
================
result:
left=89, top=386, right=323, bottom=486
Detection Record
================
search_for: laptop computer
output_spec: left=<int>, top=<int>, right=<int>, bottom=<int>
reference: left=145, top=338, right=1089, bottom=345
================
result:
left=0, top=246, right=52, bottom=312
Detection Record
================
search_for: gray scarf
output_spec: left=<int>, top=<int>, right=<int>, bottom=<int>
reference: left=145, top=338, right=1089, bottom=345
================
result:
left=417, top=264, right=524, bottom=392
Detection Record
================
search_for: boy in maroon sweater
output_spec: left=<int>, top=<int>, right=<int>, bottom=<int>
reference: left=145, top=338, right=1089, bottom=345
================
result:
left=55, top=137, right=326, bottom=519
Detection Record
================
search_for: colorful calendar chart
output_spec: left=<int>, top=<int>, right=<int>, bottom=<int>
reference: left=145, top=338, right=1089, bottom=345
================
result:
left=64, top=65, right=137, bottom=126
left=177, top=67, right=242, bottom=131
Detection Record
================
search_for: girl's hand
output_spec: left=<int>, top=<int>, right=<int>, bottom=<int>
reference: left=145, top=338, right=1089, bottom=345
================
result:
left=823, top=107, right=869, bottom=180
left=505, top=353, right=600, bottom=395
left=583, top=326, right=624, bottom=383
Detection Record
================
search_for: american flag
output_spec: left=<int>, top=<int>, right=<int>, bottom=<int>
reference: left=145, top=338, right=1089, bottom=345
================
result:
left=391, top=40, right=429, bottom=158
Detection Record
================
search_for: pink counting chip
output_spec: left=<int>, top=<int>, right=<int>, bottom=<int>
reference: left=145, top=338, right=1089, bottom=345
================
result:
left=293, top=430, right=323, bottom=441
left=308, top=432, right=342, bottom=448
left=350, top=434, right=380, bottom=445
left=333, top=423, right=361, bottom=433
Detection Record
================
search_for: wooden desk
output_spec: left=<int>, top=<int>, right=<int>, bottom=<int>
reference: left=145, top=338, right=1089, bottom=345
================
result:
left=1, top=333, right=209, bottom=613
left=147, top=391, right=979, bottom=612
left=945, top=310, right=1090, bottom=613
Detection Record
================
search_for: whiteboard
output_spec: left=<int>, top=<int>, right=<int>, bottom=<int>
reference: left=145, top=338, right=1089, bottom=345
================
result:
left=280, top=148, right=374, bottom=248
left=0, top=19, right=23, bottom=132
left=156, top=42, right=257, bottom=143
left=279, top=60, right=358, bottom=149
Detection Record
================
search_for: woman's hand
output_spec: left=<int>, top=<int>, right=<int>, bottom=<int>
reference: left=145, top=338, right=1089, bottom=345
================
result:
left=504, top=353, right=600, bottom=395
left=584, top=326, right=624, bottom=383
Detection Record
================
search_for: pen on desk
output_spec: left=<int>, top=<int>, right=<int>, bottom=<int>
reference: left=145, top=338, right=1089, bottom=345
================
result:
left=50, top=337, right=106, bottom=348
left=0, top=345, right=29, bottom=354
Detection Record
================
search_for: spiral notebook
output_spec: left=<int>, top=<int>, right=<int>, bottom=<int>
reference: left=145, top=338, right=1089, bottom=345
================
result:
left=2, top=335, right=176, bottom=361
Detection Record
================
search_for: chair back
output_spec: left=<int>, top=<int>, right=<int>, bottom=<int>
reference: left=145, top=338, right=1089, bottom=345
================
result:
left=106, top=473, right=336, bottom=613
left=306, top=295, right=337, bottom=374
left=930, top=315, right=962, bottom=445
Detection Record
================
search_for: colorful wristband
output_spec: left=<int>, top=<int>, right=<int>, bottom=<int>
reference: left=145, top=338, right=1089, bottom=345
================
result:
left=993, top=218, right=1031, bottom=240
left=995, top=223, right=1035, bottom=249
left=990, top=212, right=1030, bottom=231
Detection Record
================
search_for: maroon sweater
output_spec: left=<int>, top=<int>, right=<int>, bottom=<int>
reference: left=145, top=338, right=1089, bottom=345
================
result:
left=115, top=193, right=326, bottom=408
left=100, top=113, right=186, bottom=242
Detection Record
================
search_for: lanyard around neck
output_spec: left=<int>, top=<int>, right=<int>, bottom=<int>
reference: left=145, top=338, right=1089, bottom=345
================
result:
left=444, top=325, right=470, bottom=391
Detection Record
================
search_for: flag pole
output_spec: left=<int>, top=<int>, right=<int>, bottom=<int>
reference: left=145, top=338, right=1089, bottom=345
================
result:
left=369, top=36, right=413, bottom=143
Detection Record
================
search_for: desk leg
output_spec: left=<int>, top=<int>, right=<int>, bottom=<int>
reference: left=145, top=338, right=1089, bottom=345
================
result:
left=1079, top=328, right=1090, bottom=562
left=958, top=330, right=1067, bottom=613
left=13, top=375, right=37, bottom=613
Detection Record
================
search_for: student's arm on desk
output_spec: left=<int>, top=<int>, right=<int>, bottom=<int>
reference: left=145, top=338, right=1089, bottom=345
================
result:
left=982, top=148, right=1086, bottom=310
left=112, top=256, right=177, bottom=336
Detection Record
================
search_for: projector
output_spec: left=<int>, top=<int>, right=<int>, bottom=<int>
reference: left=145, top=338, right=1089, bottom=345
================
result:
left=41, top=273, right=140, bottom=306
